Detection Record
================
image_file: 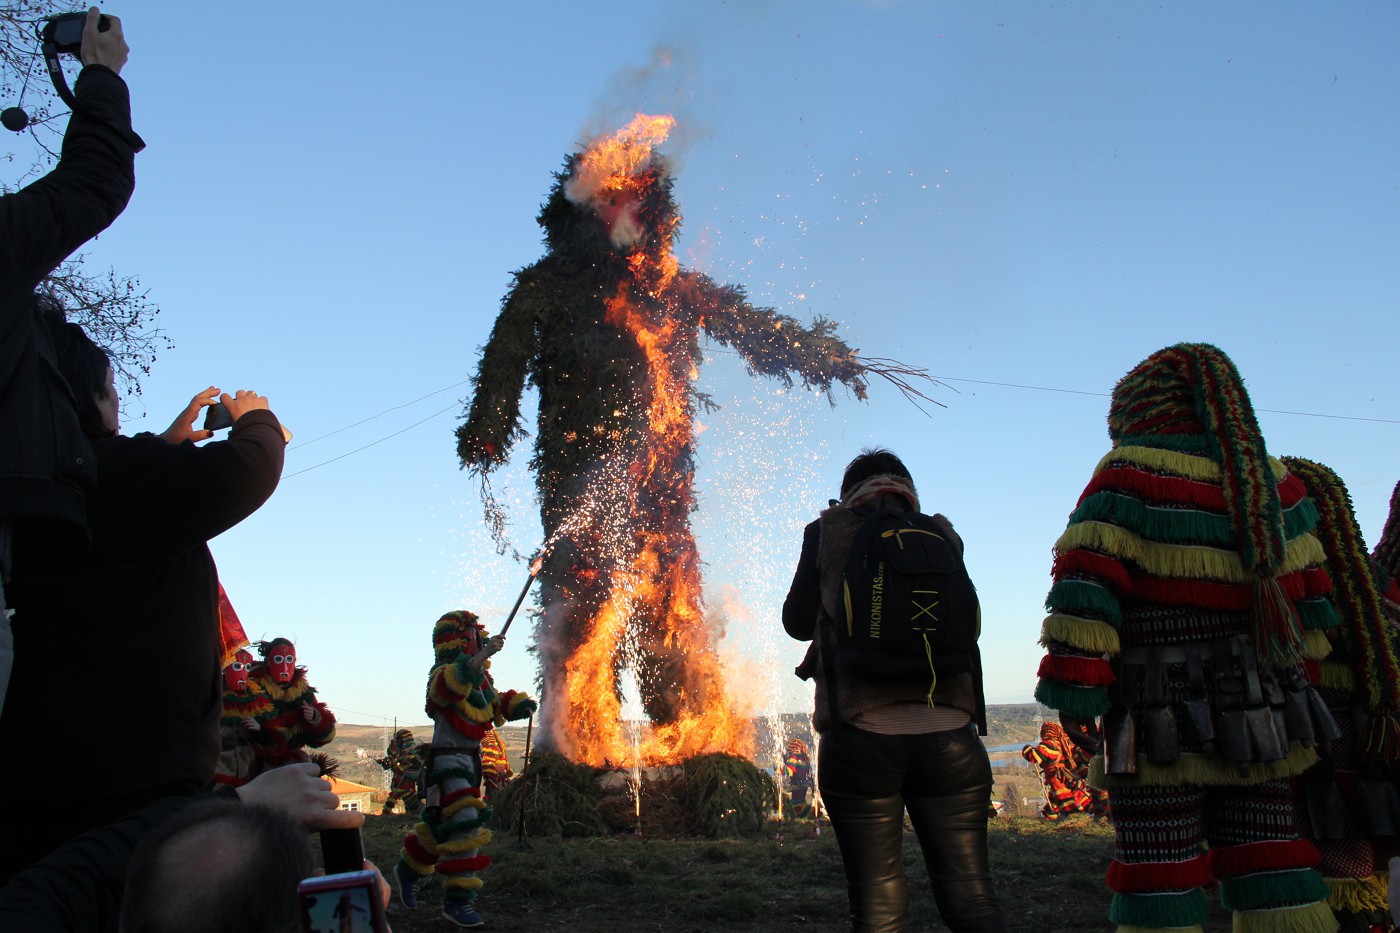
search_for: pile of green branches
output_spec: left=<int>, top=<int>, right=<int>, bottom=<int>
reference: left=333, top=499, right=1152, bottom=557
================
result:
left=682, top=753, right=778, bottom=838
left=492, top=752, right=607, bottom=838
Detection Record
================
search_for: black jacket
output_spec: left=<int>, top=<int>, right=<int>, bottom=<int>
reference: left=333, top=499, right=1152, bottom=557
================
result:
left=0, top=65, right=142, bottom=539
left=0, top=410, right=285, bottom=878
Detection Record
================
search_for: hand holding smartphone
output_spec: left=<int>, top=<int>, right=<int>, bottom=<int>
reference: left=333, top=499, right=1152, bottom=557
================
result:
left=300, top=829, right=387, bottom=932
left=298, top=870, right=387, bottom=933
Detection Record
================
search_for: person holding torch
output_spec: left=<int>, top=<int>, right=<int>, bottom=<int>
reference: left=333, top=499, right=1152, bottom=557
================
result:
left=395, top=610, right=536, bottom=929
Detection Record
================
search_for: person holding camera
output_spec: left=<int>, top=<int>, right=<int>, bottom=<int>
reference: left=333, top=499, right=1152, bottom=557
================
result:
left=0, top=312, right=286, bottom=885
left=0, top=7, right=143, bottom=717
left=0, top=762, right=380, bottom=933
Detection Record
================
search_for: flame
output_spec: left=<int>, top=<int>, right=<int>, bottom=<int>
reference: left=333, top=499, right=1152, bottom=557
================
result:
left=549, top=115, right=753, bottom=768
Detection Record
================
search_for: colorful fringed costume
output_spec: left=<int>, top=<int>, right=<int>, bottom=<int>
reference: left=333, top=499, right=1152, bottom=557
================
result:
left=782, top=738, right=815, bottom=819
left=374, top=729, right=423, bottom=815
left=247, top=638, right=336, bottom=769
left=1377, top=479, right=1400, bottom=602
left=1021, top=721, right=1099, bottom=820
left=1034, top=343, right=1342, bottom=933
left=479, top=730, right=511, bottom=802
left=397, top=611, right=535, bottom=925
left=213, top=648, right=274, bottom=787
left=1282, top=459, right=1400, bottom=932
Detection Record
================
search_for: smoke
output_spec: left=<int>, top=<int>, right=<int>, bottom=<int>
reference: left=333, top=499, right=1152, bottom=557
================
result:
left=533, top=593, right=578, bottom=757
left=580, top=45, right=699, bottom=155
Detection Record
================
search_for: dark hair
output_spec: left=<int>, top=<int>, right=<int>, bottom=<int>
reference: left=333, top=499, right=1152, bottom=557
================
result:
left=120, top=799, right=314, bottom=933
left=839, top=447, right=912, bottom=498
left=37, top=294, right=113, bottom=438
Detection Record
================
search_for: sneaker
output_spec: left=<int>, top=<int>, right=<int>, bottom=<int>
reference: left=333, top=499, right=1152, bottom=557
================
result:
left=394, top=862, right=420, bottom=910
left=442, top=901, right=486, bottom=928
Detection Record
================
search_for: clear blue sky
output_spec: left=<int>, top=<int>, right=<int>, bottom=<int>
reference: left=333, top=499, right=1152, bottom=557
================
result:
left=20, top=2, right=1399, bottom=733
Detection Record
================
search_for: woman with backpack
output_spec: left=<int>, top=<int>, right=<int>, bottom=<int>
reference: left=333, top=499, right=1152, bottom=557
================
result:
left=783, top=448, right=1009, bottom=933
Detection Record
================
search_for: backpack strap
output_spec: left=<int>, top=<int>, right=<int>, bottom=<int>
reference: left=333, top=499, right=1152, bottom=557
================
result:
left=812, top=515, right=844, bottom=726
left=818, top=604, right=843, bottom=727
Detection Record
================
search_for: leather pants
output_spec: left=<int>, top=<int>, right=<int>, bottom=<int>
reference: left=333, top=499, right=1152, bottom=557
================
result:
left=819, top=722, right=1009, bottom=933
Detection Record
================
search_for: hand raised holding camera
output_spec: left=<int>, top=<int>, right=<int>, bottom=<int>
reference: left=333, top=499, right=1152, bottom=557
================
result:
left=160, top=386, right=219, bottom=445
left=221, top=388, right=272, bottom=423
left=79, top=7, right=127, bottom=74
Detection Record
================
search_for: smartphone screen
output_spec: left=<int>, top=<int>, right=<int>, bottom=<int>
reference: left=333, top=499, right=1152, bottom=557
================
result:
left=319, top=827, right=365, bottom=876
left=298, top=870, right=386, bottom=933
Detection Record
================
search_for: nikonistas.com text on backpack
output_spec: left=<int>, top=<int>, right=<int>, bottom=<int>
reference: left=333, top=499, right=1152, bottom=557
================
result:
left=822, top=508, right=981, bottom=699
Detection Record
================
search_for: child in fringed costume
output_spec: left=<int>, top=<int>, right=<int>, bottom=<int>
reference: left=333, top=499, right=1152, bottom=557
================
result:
left=374, top=728, right=423, bottom=815
left=782, top=738, right=815, bottom=819
left=1034, top=343, right=1346, bottom=933
left=396, top=611, right=536, bottom=929
left=247, top=637, right=337, bottom=769
left=213, top=648, right=274, bottom=787
left=1063, top=715, right=1112, bottom=818
left=1283, top=461, right=1400, bottom=931
left=479, top=729, right=512, bottom=803
left=1021, top=721, right=1097, bottom=820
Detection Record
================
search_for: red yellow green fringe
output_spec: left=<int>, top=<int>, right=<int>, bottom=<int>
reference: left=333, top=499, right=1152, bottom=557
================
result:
left=1324, top=871, right=1388, bottom=914
left=1107, top=855, right=1213, bottom=893
left=1090, top=745, right=1320, bottom=788
left=1283, top=456, right=1400, bottom=761
left=1232, top=899, right=1338, bottom=933
left=1108, top=888, right=1210, bottom=928
left=1218, top=868, right=1329, bottom=911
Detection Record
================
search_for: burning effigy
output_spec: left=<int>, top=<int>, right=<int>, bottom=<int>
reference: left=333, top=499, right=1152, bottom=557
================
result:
left=457, top=114, right=930, bottom=768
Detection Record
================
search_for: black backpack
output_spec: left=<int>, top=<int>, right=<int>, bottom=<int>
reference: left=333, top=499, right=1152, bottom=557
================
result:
left=821, top=508, right=982, bottom=705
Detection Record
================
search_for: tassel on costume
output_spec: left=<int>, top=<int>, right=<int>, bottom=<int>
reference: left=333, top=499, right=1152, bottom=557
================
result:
left=1324, top=872, right=1389, bottom=914
left=1252, top=577, right=1307, bottom=667
left=1359, top=711, right=1400, bottom=761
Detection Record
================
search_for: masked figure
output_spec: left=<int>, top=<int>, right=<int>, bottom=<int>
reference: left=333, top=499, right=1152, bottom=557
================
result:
left=479, top=730, right=512, bottom=803
left=212, top=648, right=274, bottom=787
left=1021, top=721, right=1096, bottom=820
left=1034, top=344, right=1343, bottom=933
left=374, top=728, right=423, bottom=816
left=247, top=637, right=336, bottom=769
left=782, top=738, right=814, bottom=819
left=396, top=611, right=536, bottom=929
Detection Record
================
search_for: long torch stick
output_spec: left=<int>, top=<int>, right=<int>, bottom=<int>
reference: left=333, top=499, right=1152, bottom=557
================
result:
left=517, top=712, right=534, bottom=846
left=499, top=552, right=545, bottom=638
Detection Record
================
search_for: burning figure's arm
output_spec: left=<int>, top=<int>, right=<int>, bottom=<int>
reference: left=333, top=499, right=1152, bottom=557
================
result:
left=455, top=279, right=538, bottom=475
left=681, top=273, right=940, bottom=409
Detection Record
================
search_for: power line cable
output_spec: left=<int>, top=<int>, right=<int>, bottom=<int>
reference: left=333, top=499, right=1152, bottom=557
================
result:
left=326, top=704, right=426, bottom=724
left=282, top=401, right=461, bottom=479
left=280, top=364, right=1397, bottom=481
left=288, top=381, right=468, bottom=451
left=929, top=375, right=1400, bottom=425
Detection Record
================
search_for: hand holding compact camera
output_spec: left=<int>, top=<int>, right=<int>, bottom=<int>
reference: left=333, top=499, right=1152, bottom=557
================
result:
left=43, top=8, right=127, bottom=74
left=200, top=388, right=294, bottom=443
